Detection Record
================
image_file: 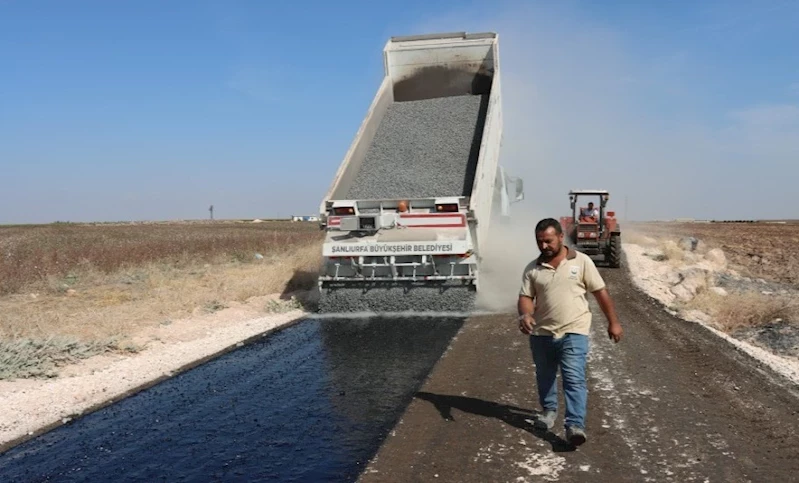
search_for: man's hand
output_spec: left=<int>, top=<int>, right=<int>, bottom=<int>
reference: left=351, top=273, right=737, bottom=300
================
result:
left=519, top=314, right=535, bottom=335
left=607, top=321, right=623, bottom=343
left=517, top=295, right=536, bottom=335
left=593, top=288, right=623, bottom=344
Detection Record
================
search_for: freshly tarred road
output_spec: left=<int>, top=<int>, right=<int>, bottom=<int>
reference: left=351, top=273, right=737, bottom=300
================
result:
left=360, top=268, right=799, bottom=482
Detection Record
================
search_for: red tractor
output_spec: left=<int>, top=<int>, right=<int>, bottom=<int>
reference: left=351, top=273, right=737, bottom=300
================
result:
left=559, top=190, right=622, bottom=268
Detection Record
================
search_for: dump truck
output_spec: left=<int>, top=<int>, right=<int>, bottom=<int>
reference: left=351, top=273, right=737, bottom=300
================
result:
left=317, top=32, right=523, bottom=313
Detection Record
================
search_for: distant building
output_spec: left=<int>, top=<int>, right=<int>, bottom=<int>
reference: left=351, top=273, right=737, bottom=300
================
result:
left=291, top=215, right=320, bottom=222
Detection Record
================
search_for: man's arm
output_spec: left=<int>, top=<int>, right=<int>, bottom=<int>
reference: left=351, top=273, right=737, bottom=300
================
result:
left=517, top=295, right=535, bottom=335
left=592, top=288, right=623, bottom=343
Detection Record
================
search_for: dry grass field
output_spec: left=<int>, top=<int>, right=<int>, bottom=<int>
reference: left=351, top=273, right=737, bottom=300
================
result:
left=0, top=221, right=322, bottom=294
left=0, top=220, right=324, bottom=379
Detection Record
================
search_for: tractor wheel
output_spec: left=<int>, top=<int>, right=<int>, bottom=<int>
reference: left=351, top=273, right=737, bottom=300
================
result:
left=609, top=234, right=622, bottom=268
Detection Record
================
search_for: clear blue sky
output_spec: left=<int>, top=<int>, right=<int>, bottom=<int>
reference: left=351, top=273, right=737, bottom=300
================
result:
left=2, top=0, right=797, bottom=224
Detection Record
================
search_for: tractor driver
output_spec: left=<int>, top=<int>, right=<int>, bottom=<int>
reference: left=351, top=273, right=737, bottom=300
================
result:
left=580, top=202, right=599, bottom=223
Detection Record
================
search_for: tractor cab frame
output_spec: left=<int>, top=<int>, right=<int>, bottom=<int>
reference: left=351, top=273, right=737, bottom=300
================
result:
left=559, top=190, right=622, bottom=268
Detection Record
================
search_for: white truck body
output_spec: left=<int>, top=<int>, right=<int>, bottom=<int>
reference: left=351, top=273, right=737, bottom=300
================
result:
left=318, top=32, right=522, bottom=291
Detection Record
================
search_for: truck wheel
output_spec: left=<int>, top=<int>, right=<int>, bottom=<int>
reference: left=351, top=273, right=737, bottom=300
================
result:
left=609, top=234, right=622, bottom=268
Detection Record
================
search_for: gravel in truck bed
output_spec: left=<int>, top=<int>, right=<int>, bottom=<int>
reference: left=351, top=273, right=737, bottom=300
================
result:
left=346, top=94, right=488, bottom=200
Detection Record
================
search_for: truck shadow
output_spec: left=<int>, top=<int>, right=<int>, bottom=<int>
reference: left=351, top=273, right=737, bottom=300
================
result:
left=415, top=392, right=576, bottom=452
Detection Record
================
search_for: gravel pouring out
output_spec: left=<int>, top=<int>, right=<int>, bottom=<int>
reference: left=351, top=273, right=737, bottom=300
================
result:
left=318, top=282, right=476, bottom=314
left=346, top=94, right=488, bottom=200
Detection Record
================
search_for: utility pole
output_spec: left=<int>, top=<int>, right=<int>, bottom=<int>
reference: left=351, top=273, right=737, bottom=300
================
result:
left=209, top=205, right=214, bottom=220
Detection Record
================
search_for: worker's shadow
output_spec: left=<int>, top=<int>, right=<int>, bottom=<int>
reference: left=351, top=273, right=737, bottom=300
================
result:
left=415, top=392, right=576, bottom=453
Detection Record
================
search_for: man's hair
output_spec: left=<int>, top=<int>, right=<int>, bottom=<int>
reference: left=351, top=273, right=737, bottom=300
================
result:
left=535, top=218, right=563, bottom=234
left=588, top=202, right=594, bottom=206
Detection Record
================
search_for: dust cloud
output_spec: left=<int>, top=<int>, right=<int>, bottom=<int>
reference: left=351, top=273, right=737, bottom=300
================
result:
left=412, top=2, right=799, bottom=222
left=475, top=212, right=545, bottom=313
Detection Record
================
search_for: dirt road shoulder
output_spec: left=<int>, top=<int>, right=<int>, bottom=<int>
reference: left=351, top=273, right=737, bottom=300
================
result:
left=360, top=269, right=799, bottom=482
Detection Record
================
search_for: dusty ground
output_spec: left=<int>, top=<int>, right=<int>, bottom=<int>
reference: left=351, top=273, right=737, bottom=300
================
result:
left=0, top=293, right=306, bottom=452
left=631, top=221, right=799, bottom=286
left=627, top=221, right=799, bottom=371
left=360, top=268, right=799, bottom=482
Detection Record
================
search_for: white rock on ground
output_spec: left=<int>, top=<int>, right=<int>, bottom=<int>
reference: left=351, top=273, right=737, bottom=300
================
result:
left=678, top=267, right=709, bottom=294
left=670, top=284, right=695, bottom=303
left=670, top=266, right=710, bottom=302
left=662, top=267, right=681, bottom=286
left=705, top=248, right=727, bottom=269
left=711, top=287, right=729, bottom=297
left=625, top=244, right=678, bottom=306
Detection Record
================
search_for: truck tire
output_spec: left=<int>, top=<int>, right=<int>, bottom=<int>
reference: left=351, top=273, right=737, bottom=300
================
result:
left=609, top=234, right=622, bottom=268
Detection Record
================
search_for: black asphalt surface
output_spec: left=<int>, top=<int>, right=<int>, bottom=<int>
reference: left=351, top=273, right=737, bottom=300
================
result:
left=0, top=317, right=463, bottom=482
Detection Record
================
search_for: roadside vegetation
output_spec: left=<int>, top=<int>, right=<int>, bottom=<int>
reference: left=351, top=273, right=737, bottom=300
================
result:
left=685, top=290, right=798, bottom=333
left=0, top=221, right=321, bottom=294
left=626, top=223, right=799, bottom=334
left=0, top=221, right=324, bottom=380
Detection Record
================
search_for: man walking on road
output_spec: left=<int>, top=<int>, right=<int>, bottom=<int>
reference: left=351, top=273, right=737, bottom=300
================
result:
left=517, top=218, right=623, bottom=446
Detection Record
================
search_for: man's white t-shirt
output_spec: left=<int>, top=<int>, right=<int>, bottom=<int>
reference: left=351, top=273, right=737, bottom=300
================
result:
left=581, top=207, right=599, bottom=218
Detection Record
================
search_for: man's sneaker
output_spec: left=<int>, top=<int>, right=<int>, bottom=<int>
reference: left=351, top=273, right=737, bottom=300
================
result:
left=533, top=410, right=557, bottom=430
left=566, top=426, right=587, bottom=446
